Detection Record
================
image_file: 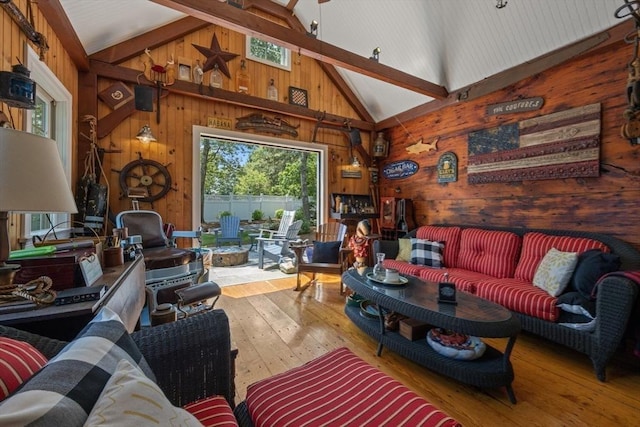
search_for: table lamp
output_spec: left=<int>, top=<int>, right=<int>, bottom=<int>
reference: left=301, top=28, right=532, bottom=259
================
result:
left=0, top=127, right=78, bottom=288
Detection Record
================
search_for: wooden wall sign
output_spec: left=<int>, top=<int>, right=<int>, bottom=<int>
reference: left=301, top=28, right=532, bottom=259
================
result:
left=207, top=116, right=233, bottom=130
left=437, top=152, right=457, bottom=183
left=468, top=103, right=601, bottom=184
left=487, top=97, right=544, bottom=116
left=382, top=160, right=419, bottom=180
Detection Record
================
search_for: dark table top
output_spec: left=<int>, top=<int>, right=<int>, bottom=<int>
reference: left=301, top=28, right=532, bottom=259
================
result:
left=342, top=267, right=520, bottom=338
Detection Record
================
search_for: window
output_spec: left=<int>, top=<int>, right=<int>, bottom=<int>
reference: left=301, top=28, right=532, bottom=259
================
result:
left=24, top=46, right=73, bottom=241
left=246, top=36, right=291, bottom=71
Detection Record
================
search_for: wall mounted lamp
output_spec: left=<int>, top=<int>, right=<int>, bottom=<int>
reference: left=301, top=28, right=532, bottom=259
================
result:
left=373, top=132, right=389, bottom=158
left=307, top=20, right=318, bottom=38
left=369, top=47, right=381, bottom=62
left=136, top=125, right=157, bottom=143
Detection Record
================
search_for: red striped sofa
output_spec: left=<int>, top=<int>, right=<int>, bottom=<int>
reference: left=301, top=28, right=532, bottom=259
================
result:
left=375, top=224, right=640, bottom=381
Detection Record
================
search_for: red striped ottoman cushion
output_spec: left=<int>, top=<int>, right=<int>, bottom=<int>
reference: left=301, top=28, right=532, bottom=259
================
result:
left=184, top=395, right=239, bottom=427
left=514, top=232, right=609, bottom=282
left=0, top=337, right=48, bottom=401
left=416, top=226, right=461, bottom=267
left=475, top=278, right=560, bottom=321
left=246, top=347, right=460, bottom=427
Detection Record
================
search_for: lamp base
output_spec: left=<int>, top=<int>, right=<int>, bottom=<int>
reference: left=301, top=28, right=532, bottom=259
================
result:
left=0, top=263, right=20, bottom=288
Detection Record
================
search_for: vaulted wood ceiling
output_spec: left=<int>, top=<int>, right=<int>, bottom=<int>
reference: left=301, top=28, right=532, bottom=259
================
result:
left=43, top=0, right=633, bottom=128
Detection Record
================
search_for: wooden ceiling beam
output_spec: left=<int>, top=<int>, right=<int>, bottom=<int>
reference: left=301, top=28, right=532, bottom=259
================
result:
left=89, top=16, right=210, bottom=65
left=37, top=0, right=89, bottom=71
left=150, top=0, right=448, bottom=99
left=89, top=60, right=374, bottom=132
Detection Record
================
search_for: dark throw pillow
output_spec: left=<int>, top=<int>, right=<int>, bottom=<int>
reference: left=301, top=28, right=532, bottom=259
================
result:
left=311, top=240, right=341, bottom=263
left=410, top=238, right=444, bottom=268
left=569, top=249, right=621, bottom=299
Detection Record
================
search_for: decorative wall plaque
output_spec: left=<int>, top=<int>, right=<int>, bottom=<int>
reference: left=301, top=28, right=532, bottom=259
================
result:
left=288, top=86, right=308, bottom=107
left=487, top=97, right=544, bottom=116
left=437, top=152, right=457, bottom=183
left=382, top=160, right=419, bottom=180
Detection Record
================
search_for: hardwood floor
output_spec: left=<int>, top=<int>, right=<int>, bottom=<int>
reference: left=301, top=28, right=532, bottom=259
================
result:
left=218, top=275, right=640, bottom=426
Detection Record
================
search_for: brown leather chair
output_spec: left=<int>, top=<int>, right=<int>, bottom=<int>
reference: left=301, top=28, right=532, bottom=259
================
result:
left=115, top=210, right=207, bottom=313
left=293, top=222, right=351, bottom=294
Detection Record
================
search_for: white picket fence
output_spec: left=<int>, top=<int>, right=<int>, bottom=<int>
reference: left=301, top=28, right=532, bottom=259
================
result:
left=203, top=194, right=302, bottom=222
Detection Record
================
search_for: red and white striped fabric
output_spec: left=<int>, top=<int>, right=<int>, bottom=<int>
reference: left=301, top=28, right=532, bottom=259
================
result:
left=416, top=226, right=462, bottom=268
left=246, top=347, right=460, bottom=427
left=0, top=337, right=48, bottom=401
left=455, top=228, right=522, bottom=279
left=475, top=277, right=560, bottom=321
left=514, top=232, right=609, bottom=282
left=184, top=395, right=239, bottom=427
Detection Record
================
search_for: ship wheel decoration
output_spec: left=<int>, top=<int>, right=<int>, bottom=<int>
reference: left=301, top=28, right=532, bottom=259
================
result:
left=113, top=154, right=176, bottom=205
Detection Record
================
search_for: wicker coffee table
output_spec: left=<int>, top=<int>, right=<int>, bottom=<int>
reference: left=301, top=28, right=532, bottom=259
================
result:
left=342, top=267, right=521, bottom=403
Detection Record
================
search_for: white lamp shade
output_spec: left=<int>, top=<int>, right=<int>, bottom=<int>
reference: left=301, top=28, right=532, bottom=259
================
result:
left=0, top=127, right=78, bottom=213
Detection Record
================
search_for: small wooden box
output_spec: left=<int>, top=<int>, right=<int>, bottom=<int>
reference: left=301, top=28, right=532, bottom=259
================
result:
left=399, top=318, right=430, bottom=341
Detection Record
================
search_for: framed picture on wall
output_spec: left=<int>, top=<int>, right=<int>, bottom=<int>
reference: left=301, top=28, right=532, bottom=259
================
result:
left=178, top=57, right=192, bottom=82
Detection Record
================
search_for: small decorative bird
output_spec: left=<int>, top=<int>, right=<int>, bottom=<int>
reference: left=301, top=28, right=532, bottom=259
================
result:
left=406, top=136, right=439, bottom=154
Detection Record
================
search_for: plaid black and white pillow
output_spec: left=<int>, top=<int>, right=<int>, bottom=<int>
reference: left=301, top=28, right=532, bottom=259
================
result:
left=0, top=308, right=154, bottom=427
left=410, top=238, right=445, bottom=267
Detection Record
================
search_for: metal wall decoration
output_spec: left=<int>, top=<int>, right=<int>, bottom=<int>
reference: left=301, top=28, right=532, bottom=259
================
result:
left=437, top=152, right=458, bottom=183
left=382, top=160, right=419, bottom=180
left=468, top=103, right=601, bottom=184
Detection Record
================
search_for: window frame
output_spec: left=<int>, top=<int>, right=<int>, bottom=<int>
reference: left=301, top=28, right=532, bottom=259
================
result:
left=24, top=45, right=73, bottom=242
left=245, top=36, right=291, bottom=71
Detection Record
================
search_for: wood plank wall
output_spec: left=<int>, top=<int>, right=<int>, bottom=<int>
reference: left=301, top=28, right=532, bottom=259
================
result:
left=381, top=40, right=640, bottom=249
left=1, top=0, right=79, bottom=247
left=98, top=23, right=371, bottom=230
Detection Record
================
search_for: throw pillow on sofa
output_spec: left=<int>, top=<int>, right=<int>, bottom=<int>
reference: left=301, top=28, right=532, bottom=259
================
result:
left=0, top=307, right=154, bottom=426
left=84, top=359, right=200, bottom=426
left=0, top=337, right=48, bottom=401
left=569, top=249, right=621, bottom=300
left=533, top=248, right=579, bottom=297
left=396, top=238, right=412, bottom=262
left=410, top=238, right=444, bottom=267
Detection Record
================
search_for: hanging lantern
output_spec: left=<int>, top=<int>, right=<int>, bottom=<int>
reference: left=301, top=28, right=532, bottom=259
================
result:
left=373, top=132, right=389, bottom=158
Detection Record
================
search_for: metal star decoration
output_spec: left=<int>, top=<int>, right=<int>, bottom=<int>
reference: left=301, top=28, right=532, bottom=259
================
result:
left=192, top=34, right=238, bottom=79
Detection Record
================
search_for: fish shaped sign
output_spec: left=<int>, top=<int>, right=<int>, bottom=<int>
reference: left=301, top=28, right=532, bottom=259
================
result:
left=382, top=160, right=419, bottom=180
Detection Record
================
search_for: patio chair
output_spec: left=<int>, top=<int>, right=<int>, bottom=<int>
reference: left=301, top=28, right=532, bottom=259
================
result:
left=293, top=222, right=351, bottom=294
left=214, top=215, right=242, bottom=247
left=256, top=210, right=296, bottom=239
left=257, top=219, right=303, bottom=269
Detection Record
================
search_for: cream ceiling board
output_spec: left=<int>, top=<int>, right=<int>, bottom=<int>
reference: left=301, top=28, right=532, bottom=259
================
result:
left=59, top=0, right=185, bottom=55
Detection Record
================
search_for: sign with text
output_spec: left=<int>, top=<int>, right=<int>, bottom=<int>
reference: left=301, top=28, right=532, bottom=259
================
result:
left=487, top=97, right=544, bottom=116
left=207, top=116, right=233, bottom=129
left=382, top=160, right=419, bottom=180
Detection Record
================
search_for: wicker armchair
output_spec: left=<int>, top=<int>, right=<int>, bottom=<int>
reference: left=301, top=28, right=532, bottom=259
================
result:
left=0, top=309, right=236, bottom=408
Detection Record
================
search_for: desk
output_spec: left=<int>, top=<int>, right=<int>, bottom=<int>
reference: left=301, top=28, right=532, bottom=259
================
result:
left=0, top=256, right=146, bottom=340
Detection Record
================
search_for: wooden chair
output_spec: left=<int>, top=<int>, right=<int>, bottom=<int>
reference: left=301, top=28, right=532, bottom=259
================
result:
left=257, top=219, right=303, bottom=269
left=293, top=222, right=351, bottom=294
left=256, top=210, right=296, bottom=239
left=214, top=215, right=242, bottom=247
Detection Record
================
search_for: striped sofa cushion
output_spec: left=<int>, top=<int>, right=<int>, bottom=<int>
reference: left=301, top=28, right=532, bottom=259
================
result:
left=0, top=308, right=154, bottom=426
left=514, top=232, right=609, bottom=282
left=416, top=226, right=461, bottom=267
left=456, top=228, right=522, bottom=278
left=185, top=395, right=239, bottom=427
left=246, top=347, right=460, bottom=427
left=475, top=278, right=560, bottom=321
left=383, top=258, right=422, bottom=277
left=419, top=267, right=495, bottom=294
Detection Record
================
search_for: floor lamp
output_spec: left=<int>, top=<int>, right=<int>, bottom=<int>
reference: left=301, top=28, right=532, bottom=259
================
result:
left=0, top=127, right=78, bottom=288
